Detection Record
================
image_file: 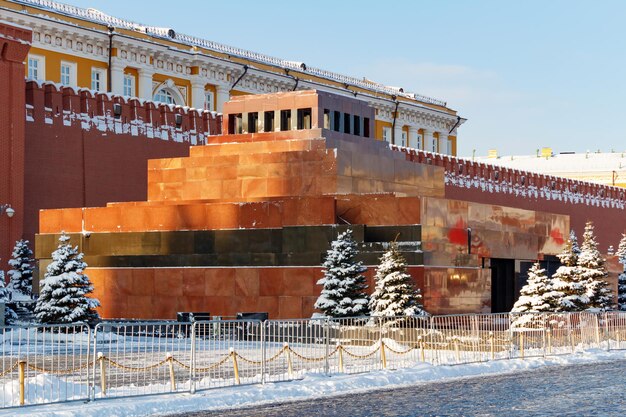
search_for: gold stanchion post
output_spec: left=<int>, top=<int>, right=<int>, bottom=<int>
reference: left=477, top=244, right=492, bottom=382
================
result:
left=18, top=360, right=26, bottom=406
left=167, top=353, right=176, bottom=392
left=380, top=341, right=387, bottom=369
left=338, top=345, right=344, bottom=373
left=547, top=328, right=552, bottom=355
left=519, top=332, right=525, bottom=359
left=489, top=331, right=495, bottom=360
left=98, top=352, right=107, bottom=396
left=285, top=343, right=293, bottom=378
left=230, top=348, right=240, bottom=385
left=419, top=336, right=425, bottom=362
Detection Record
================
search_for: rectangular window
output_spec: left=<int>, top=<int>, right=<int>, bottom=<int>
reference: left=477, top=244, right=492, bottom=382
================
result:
left=297, top=108, right=311, bottom=130
left=323, top=109, right=330, bottom=129
left=204, top=91, right=215, bottom=112
left=333, top=111, right=341, bottom=132
left=27, top=55, right=45, bottom=81
left=382, top=126, right=392, bottom=143
left=247, top=112, right=258, bottom=134
left=60, top=62, right=75, bottom=86
left=123, top=74, right=135, bottom=97
left=235, top=113, right=243, bottom=134
left=401, top=131, right=408, bottom=147
left=417, top=134, right=423, bottom=149
left=353, top=115, right=361, bottom=136
left=343, top=113, right=351, bottom=134
left=91, top=68, right=106, bottom=91
left=280, top=110, right=291, bottom=131
left=363, top=117, right=370, bottom=138
left=264, top=111, right=275, bottom=132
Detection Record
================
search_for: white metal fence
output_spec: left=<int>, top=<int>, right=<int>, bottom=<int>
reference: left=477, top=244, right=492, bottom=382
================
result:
left=2, top=311, right=626, bottom=409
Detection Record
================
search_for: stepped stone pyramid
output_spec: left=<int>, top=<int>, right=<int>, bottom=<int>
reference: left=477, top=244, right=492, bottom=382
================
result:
left=36, top=90, right=567, bottom=319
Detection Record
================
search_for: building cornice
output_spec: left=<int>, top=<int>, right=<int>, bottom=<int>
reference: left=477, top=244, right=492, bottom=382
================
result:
left=5, top=0, right=458, bottom=112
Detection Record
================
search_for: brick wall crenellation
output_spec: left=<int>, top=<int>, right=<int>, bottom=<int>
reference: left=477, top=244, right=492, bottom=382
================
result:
left=25, top=81, right=222, bottom=142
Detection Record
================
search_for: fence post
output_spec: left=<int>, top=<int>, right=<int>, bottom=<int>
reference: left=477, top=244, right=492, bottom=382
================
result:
left=98, top=352, right=106, bottom=396
left=419, top=336, right=425, bottom=362
left=324, top=319, right=330, bottom=376
left=261, top=321, right=267, bottom=384
left=18, top=359, right=26, bottom=406
left=594, top=314, right=601, bottom=348
left=519, top=332, right=525, bottom=359
left=285, top=342, right=293, bottom=378
left=568, top=313, right=575, bottom=353
left=189, top=322, right=196, bottom=394
left=489, top=331, right=495, bottom=360
left=166, top=353, right=176, bottom=392
left=230, top=348, right=240, bottom=385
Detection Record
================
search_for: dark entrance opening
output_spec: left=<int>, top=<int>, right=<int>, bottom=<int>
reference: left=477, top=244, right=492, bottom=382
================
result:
left=490, top=258, right=515, bottom=313
left=516, top=255, right=561, bottom=302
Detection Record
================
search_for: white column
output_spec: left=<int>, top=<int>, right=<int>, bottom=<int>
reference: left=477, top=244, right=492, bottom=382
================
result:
left=408, top=126, right=418, bottom=149
left=190, top=76, right=206, bottom=110
left=423, top=129, right=436, bottom=152
left=110, top=58, right=125, bottom=95
left=138, top=67, right=154, bottom=101
left=216, top=85, right=230, bottom=113
left=437, top=132, right=449, bottom=154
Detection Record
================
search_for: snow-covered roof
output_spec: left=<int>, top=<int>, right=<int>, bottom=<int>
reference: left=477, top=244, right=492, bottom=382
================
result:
left=473, top=152, right=626, bottom=175
left=11, top=0, right=448, bottom=108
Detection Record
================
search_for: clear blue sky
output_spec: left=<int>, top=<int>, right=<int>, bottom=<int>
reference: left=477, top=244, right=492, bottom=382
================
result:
left=64, top=0, right=626, bottom=156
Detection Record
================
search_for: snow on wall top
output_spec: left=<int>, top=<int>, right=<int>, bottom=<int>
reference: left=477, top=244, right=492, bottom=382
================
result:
left=10, top=0, right=447, bottom=108
left=390, top=145, right=626, bottom=210
left=473, top=152, right=626, bottom=174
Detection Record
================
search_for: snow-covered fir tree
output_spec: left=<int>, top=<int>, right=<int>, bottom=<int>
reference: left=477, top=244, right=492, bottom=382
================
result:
left=512, top=262, right=560, bottom=314
left=7, top=239, right=34, bottom=297
left=0, top=271, right=18, bottom=325
left=578, top=222, right=613, bottom=311
left=551, top=230, right=588, bottom=311
left=34, top=233, right=100, bottom=324
left=616, top=233, right=626, bottom=311
left=314, top=229, right=369, bottom=318
left=369, top=242, right=426, bottom=318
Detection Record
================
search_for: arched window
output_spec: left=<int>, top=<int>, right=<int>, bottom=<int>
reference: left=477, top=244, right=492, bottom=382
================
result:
left=153, top=89, right=176, bottom=104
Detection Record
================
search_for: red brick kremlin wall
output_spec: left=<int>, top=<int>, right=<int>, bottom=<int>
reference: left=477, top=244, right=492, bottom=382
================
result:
left=22, top=81, right=221, bottom=249
left=0, top=22, right=31, bottom=269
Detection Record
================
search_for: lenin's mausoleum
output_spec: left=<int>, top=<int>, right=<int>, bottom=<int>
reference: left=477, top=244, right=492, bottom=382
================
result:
left=1, top=2, right=626, bottom=320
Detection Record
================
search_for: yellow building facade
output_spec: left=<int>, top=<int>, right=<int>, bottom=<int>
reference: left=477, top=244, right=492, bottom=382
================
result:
left=1, top=0, right=464, bottom=155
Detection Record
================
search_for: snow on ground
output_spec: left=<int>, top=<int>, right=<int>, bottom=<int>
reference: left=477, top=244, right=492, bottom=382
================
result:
left=4, top=349, right=626, bottom=417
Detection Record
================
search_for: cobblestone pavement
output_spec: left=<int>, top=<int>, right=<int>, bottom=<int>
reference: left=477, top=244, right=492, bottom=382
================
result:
left=175, top=359, right=626, bottom=417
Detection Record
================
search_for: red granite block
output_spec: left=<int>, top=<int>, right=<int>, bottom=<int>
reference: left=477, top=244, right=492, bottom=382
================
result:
left=234, top=268, right=259, bottom=296
left=259, top=268, right=284, bottom=296
left=204, top=268, right=236, bottom=296
left=154, top=268, right=183, bottom=296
